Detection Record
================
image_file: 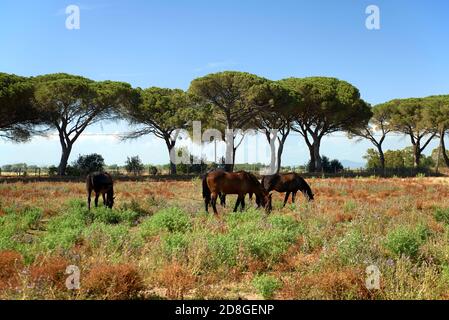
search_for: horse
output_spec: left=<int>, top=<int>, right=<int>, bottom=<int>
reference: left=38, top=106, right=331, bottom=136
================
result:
left=86, top=172, right=115, bottom=210
left=261, top=172, right=314, bottom=207
left=203, top=170, right=272, bottom=214
left=211, top=170, right=257, bottom=208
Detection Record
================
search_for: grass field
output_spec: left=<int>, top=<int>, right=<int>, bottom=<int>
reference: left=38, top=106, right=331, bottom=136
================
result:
left=1, top=177, right=449, bottom=300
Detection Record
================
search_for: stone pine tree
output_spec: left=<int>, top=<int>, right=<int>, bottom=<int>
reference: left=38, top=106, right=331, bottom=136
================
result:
left=253, top=81, right=298, bottom=173
left=349, top=102, right=393, bottom=172
left=121, top=87, right=194, bottom=175
left=424, top=95, right=449, bottom=168
left=0, top=73, right=42, bottom=141
left=189, top=71, right=280, bottom=172
left=388, top=97, right=438, bottom=168
left=279, top=77, right=372, bottom=172
left=33, top=73, right=137, bottom=175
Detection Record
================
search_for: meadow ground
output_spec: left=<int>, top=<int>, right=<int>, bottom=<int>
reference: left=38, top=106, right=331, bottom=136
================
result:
left=1, top=177, right=449, bottom=300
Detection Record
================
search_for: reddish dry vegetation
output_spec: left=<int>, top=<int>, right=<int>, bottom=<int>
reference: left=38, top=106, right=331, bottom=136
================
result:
left=153, top=261, right=197, bottom=299
left=83, top=264, right=144, bottom=300
left=280, top=267, right=372, bottom=300
left=29, top=256, right=69, bottom=290
left=0, top=251, right=24, bottom=290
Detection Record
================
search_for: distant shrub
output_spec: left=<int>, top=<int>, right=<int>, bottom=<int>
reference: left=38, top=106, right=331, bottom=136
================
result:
left=47, top=165, right=58, bottom=176
left=125, top=156, right=144, bottom=176
left=433, top=207, right=449, bottom=225
left=83, top=264, right=143, bottom=299
left=384, top=224, right=430, bottom=259
left=149, top=166, right=158, bottom=175
left=140, top=208, right=191, bottom=238
left=252, top=274, right=281, bottom=299
left=72, top=154, right=105, bottom=176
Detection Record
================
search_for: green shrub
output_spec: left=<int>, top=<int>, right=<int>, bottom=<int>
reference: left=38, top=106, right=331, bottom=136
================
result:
left=384, top=224, right=430, bottom=259
left=337, top=229, right=366, bottom=264
left=252, top=274, right=281, bottom=299
left=208, top=234, right=239, bottom=267
left=92, top=207, right=123, bottom=224
left=139, top=207, right=191, bottom=238
left=82, top=222, right=131, bottom=252
left=434, top=207, right=449, bottom=225
left=228, top=213, right=304, bottom=264
left=162, top=232, right=189, bottom=256
left=39, top=202, right=89, bottom=250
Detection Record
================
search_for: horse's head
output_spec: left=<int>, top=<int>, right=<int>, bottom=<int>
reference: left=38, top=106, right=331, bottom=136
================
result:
left=308, top=192, right=315, bottom=201
left=261, top=192, right=272, bottom=213
left=107, top=195, right=115, bottom=209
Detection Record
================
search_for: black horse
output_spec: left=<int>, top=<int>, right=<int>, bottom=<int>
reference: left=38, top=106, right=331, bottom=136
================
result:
left=261, top=172, right=314, bottom=207
left=86, top=172, right=114, bottom=210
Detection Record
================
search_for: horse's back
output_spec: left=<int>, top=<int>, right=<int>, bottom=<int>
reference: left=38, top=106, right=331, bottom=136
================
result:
left=207, top=170, right=258, bottom=194
left=87, top=172, right=113, bottom=192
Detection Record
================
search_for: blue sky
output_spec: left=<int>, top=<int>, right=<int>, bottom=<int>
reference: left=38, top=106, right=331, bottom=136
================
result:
left=1, top=0, right=448, bottom=167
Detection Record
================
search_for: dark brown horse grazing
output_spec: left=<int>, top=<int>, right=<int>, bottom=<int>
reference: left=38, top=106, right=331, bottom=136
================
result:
left=261, top=173, right=314, bottom=207
left=86, top=172, right=114, bottom=210
left=203, top=170, right=272, bottom=214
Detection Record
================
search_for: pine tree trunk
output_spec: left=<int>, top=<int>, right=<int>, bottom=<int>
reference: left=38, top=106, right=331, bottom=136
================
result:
left=167, top=143, right=177, bottom=175
left=58, top=145, right=72, bottom=176
left=413, top=143, right=421, bottom=168
left=313, top=140, right=322, bottom=172
left=441, top=131, right=449, bottom=167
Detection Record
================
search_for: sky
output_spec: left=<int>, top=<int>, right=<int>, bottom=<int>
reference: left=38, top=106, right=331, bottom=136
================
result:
left=0, top=0, right=448, bottom=167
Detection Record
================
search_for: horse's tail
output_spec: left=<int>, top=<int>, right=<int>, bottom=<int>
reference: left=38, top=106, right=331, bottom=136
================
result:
left=296, top=175, right=314, bottom=200
left=202, top=173, right=211, bottom=202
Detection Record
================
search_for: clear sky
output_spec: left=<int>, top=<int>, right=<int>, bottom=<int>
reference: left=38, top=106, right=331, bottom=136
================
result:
left=1, top=0, right=448, bottom=167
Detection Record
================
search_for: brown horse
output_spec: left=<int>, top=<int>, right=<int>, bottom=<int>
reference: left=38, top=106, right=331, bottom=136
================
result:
left=261, top=172, right=314, bottom=207
left=86, top=172, right=115, bottom=210
left=203, top=170, right=272, bottom=214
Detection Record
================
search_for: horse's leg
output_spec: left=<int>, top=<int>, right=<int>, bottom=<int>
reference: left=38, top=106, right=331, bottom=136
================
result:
left=94, top=192, right=99, bottom=208
left=292, top=191, right=297, bottom=204
left=204, top=197, right=209, bottom=213
left=233, top=196, right=241, bottom=213
left=220, top=193, right=226, bottom=207
left=211, top=192, right=219, bottom=214
left=102, top=193, right=106, bottom=206
left=283, top=191, right=291, bottom=207
left=240, top=195, right=245, bottom=211
left=87, top=189, right=91, bottom=211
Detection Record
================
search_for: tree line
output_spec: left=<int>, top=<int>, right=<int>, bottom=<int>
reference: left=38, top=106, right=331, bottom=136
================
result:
left=1, top=71, right=448, bottom=175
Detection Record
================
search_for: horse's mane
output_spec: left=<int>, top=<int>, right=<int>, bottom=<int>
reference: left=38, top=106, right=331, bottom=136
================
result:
left=245, top=172, right=263, bottom=188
